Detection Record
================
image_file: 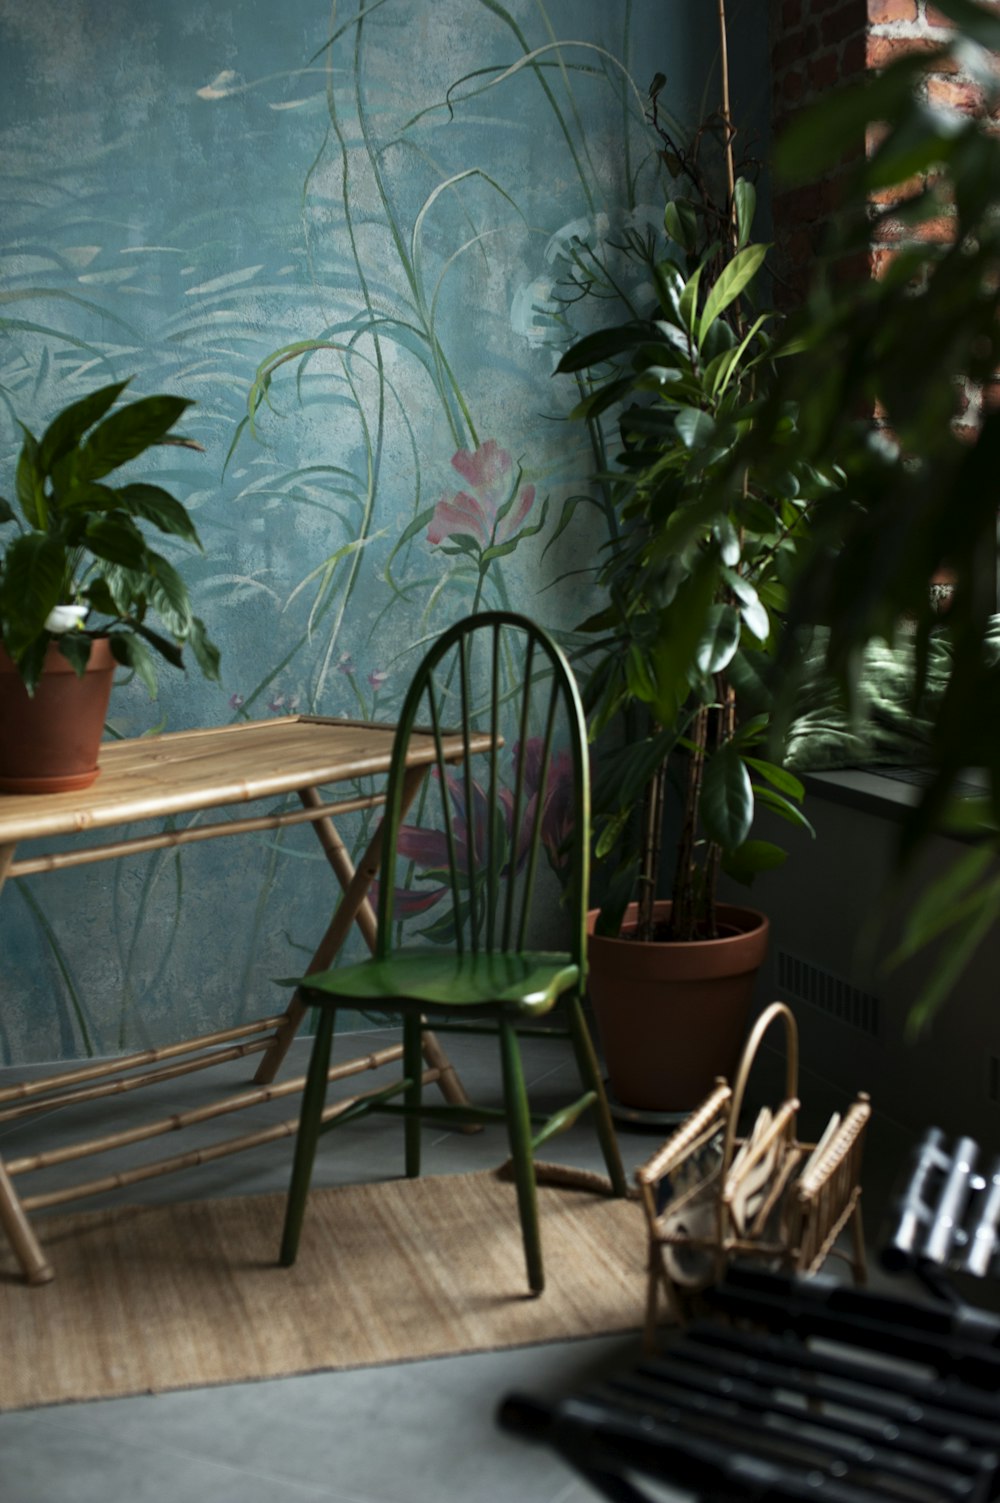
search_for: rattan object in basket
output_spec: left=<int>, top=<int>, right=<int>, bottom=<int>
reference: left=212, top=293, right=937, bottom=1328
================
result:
left=634, top=1001, right=870, bottom=1348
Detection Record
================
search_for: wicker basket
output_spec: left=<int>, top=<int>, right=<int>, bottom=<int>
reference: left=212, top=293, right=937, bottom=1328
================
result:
left=635, top=1001, right=870, bottom=1347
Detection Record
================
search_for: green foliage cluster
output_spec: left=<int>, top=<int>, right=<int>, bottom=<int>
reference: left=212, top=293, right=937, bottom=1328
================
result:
left=0, top=381, right=220, bottom=696
left=724, top=0, right=1000, bottom=1025
left=560, top=102, right=825, bottom=942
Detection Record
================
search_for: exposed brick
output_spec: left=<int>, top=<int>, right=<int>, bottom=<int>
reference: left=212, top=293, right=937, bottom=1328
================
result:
left=782, top=67, right=808, bottom=103
left=867, top=33, right=956, bottom=68
left=808, top=49, right=842, bottom=89
left=927, top=76, right=985, bottom=113
left=868, top=0, right=917, bottom=19
left=782, top=0, right=804, bottom=24
left=823, top=4, right=867, bottom=43
left=774, top=24, right=819, bottom=69
left=842, top=31, right=868, bottom=74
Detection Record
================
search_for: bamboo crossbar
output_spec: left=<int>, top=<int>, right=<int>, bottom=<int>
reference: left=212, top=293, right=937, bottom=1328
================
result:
left=7, top=1041, right=408, bottom=1177
left=0, top=714, right=493, bottom=1282
left=20, top=1065, right=441, bottom=1213
left=7, top=791, right=386, bottom=878
left=0, top=1015, right=288, bottom=1105
left=0, top=1038, right=272, bottom=1125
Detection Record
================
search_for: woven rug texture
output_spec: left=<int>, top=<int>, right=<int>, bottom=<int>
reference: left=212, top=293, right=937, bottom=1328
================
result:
left=0, top=1169, right=644, bottom=1410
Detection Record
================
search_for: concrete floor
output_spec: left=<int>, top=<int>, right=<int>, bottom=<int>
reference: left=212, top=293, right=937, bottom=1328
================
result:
left=0, top=1022, right=945, bottom=1503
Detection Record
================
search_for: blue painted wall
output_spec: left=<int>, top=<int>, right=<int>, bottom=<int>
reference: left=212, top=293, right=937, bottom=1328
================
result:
left=0, top=0, right=769, bottom=1063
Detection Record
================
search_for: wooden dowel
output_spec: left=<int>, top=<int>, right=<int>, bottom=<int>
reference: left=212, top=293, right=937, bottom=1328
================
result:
left=21, top=1066, right=440, bottom=1213
left=0, top=1038, right=271, bottom=1125
left=0, top=842, right=15, bottom=899
left=299, top=785, right=379, bottom=951
left=8, top=792, right=386, bottom=878
left=8, top=1041, right=407, bottom=1176
left=0, top=1016, right=288, bottom=1105
left=0, top=1157, right=53, bottom=1284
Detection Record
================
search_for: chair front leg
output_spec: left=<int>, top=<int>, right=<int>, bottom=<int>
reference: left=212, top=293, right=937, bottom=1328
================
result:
left=280, top=1005, right=337, bottom=1267
left=498, top=1018, right=544, bottom=1295
left=564, top=995, right=628, bottom=1197
left=402, top=1009, right=424, bottom=1178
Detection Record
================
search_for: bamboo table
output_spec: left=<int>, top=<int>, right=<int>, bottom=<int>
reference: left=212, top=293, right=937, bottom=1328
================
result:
left=0, top=715, right=490, bottom=1285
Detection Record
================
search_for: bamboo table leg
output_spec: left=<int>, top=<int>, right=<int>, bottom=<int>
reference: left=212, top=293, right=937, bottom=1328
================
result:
left=0, top=842, right=54, bottom=1283
left=254, top=768, right=474, bottom=1117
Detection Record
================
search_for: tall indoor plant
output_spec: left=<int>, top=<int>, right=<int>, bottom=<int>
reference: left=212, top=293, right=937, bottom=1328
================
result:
left=559, top=6, right=824, bottom=1111
left=0, top=379, right=220, bottom=792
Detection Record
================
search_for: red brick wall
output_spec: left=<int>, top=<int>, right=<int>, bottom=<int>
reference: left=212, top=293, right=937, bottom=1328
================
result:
left=770, top=2, right=999, bottom=298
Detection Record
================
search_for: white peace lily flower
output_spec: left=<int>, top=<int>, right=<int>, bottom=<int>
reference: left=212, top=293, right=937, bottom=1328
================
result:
left=44, top=604, right=89, bottom=634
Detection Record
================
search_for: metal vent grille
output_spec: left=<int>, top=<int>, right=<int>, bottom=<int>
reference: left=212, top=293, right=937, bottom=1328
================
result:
left=776, top=950, right=880, bottom=1038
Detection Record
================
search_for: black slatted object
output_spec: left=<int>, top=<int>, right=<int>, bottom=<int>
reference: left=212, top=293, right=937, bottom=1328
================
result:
left=499, top=1265, right=1000, bottom=1503
left=883, top=1128, right=1000, bottom=1282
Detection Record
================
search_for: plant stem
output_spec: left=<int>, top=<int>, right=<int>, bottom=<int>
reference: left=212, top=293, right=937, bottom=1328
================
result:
left=717, top=0, right=739, bottom=255
left=636, top=747, right=666, bottom=941
left=670, top=705, right=708, bottom=940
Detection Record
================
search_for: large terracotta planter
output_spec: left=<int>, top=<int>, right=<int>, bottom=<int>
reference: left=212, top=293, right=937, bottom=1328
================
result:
left=587, top=900, right=770, bottom=1114
left=0, top=638, right=116, bottom=794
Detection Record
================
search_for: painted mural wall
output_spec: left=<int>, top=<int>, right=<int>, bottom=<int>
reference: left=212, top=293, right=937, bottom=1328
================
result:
left=0, top=0, right=769, bottom=1065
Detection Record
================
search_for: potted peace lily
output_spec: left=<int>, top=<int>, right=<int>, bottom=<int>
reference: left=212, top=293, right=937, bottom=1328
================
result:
left=558, top=55, right=829, bottom=1113
left=0, top=379, right=220, bottom=793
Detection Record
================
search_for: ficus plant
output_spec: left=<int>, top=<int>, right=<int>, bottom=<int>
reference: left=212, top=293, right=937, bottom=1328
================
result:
left=0, top=380, right=220, bottom=696
left=559, top=20, right=835, bottom=944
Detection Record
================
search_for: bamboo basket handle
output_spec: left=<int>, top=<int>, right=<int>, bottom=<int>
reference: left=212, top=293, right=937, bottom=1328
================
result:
left=720, top=1001, right=799, bottom=1177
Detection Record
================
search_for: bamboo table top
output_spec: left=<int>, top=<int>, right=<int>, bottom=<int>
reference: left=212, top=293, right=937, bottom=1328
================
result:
left=0, top=714, right=486, bottom=846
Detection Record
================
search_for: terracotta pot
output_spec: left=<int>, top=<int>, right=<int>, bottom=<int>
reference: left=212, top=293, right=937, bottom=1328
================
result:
left=587, top=900, right=770, bottom=1113
left=0, top=638, right=116, bottom=794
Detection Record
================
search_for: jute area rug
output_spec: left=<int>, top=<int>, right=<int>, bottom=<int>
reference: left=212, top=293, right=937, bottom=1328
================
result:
left=0, top=1169, right=645, bottom=1411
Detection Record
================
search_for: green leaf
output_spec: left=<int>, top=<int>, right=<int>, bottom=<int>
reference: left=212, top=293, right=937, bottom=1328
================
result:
left=186, top=614, right=221, bottom=681
left=594, top=808, right=630, bottom=861
left=754, top=784, right=816, bottom=836
left=700, top=742, right=753, bottom=849
left=145, top=551, right=194, bottom=635
left=722, top=838, right=788, bottom=886
left=37, top=380, right=129, bottom=475
left=109, top=632, right=159, bottom=698
left=115, top=484, right=202, bottom=546
left=15, top=426, right=45, bottom=527
left=0, top=531, right=65, bottom=648
left=626, top=643, right=657, bottom=701
left=678, top=263, right=704, bottom=336
left=55, top=633, right=93, bottom=678
left=775, top=57, right=933, bottom=183
left=744, top=756, right=805, bottom=803
left=674, top=407, right=716, bottom=449
left=0, top=495, right=16, bottom=525
left=556, top=324, right=648, bottom=374
left=84, top=515, right=148, bottom=570
left=664, top=198, right=699, bottom=254
left=904, top=873, right=1000, bottom=1037
left=79, top=394, right=193, bottom=481
left=724, top=568, right=770, bottom=641
left=698, top=244, right=768, bottom=343
left=733, top=180, right=757, bottom=249
left=924, top=0, right=1000, bottom=50
left=696, top=604, right=741, bottom=674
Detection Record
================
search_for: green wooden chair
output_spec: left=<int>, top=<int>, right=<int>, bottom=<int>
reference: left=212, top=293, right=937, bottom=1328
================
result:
left=278, top=610, right=627, bottom=1294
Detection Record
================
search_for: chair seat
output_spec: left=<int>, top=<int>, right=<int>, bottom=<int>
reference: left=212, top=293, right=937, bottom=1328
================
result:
left=299, top=948, right=580, bottom=1015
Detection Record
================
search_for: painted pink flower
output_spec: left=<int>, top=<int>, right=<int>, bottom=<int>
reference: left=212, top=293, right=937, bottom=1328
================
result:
left=383, top=739, right=575, bottom=928
left=427, top=440, right=536, bottom=552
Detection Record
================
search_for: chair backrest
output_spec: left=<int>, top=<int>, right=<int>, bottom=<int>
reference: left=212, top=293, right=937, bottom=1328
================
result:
left=375, top=611, right=590, bottom=968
